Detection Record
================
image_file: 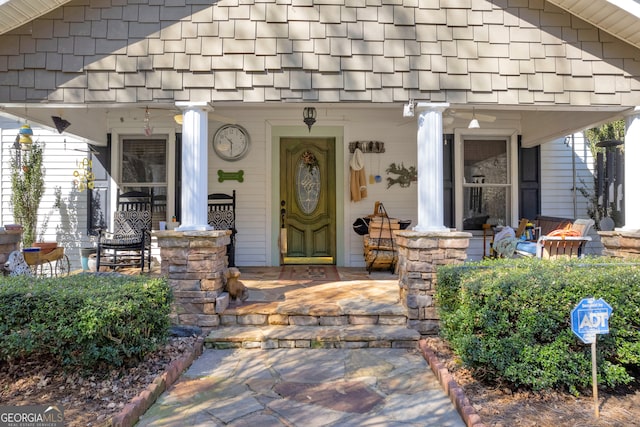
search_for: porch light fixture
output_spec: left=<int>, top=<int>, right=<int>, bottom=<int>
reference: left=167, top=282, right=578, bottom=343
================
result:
left=468, top=109, right=480, bottom=129
left=403, top=100, right=415, bottom=117
left=303, top=106, right=316, bottom=131
left=173, top=114, right=183, bottom=125
left=51, top=116, right=71, bottom=134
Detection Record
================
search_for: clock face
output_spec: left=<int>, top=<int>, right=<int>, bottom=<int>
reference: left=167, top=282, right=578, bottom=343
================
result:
left=213, top=124, right=250, bottom=161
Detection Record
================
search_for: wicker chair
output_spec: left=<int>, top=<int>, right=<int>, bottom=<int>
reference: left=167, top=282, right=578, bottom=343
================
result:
left=96, top=191, right=152, bottom=272
left=516, top=218, right=594, bottom=259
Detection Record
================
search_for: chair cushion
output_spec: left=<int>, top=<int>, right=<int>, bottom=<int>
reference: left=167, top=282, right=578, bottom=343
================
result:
left=208, top=210, right=234, bottom=230
left=99, top=210, right=151, bottom=246
left=515, top=241, right=537, bottom=255
left=100, top=233, right=144, bottom=246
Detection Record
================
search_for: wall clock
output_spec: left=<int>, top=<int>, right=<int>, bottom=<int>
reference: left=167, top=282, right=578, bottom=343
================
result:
left=212, top=124, right=250, bottom=161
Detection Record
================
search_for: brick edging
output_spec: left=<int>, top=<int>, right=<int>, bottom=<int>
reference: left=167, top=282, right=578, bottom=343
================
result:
left=418, top=339, right=485, bottom=427
left=110, top=336, right=205, bottom=427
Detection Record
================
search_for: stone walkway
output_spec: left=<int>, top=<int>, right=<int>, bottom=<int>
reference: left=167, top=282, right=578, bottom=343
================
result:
left=136, top=347, right=466, bottom=427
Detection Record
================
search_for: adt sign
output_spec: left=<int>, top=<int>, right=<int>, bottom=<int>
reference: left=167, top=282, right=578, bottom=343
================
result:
left=571, top=298, right=613, bottom=344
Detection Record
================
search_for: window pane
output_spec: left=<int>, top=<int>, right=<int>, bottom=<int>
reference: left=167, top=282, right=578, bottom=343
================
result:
left=463, top=187, right=509, bottom=229
left=122, top=139, right=166, bottom=184
left=295, top=157, right=321, bottom=215
left=464, top=140, right=507, bottom=184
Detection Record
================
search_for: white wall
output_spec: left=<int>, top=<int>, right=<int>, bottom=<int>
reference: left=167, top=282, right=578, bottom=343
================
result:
left=1, top=117, right=92, bottom=271
left=540, top=133, right=601, bottom=255
left=3, top=108, right=599, bottom=270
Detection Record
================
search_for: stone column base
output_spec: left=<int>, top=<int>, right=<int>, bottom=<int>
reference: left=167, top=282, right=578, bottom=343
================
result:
left=394, top=230, right=471, bottom=335
left=599, top=230, right=640, bottom=259
left=154, top=230, right=231, bottom=330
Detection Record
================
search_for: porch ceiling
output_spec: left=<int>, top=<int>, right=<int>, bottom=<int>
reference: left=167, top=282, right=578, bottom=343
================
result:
left=546, top=0, right=640, bottom=50
left=1, top=104, right=630, bottom=149
left=0, top=0, right=72, bottom=36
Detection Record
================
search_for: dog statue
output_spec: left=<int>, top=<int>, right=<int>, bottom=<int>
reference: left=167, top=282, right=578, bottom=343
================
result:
left=4, top=250, right=33, bottom=277
left=225, top=267, right=248, bottom=304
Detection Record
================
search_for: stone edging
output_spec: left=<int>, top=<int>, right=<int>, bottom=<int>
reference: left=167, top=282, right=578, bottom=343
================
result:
left=110, top=336, right=205, bottom=427
left=418, top=339, right=486, bottom=427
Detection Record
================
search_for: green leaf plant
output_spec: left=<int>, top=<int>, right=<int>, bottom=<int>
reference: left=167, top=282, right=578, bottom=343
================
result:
left=11, top=141, right=45, bottom=248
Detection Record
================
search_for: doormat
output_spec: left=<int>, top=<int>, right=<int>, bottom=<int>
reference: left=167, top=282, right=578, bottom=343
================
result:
left=278, top=265, right=341, bottom=281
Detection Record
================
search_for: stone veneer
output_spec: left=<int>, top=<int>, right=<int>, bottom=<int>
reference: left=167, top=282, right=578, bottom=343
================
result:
left=154, top=230, right=231, bottom=330
left=394, top=230, right=471, bottom=336
left=599, top=230, right=640, bottom=259
left=0, top=229, right=22, bottom=266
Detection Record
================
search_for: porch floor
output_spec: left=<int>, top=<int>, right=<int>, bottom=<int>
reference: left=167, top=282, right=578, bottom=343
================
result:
left=229, top=266, right=403, bottom=316
left=208, top=266, right=420, bottom=349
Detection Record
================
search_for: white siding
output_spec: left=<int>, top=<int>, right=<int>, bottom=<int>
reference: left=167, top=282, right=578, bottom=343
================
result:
left=1, top=118, right=92, bottom=271
left=540, top=133, right=601, bottom=255
left=2, top=110, right=600, bottom=270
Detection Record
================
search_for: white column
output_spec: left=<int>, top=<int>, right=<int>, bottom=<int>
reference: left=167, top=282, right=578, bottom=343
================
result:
left=623, top=110, right=640, bottom=231
left=414, top=103, right=450, bottom=232
left=177, top=104, right=212, bottom=231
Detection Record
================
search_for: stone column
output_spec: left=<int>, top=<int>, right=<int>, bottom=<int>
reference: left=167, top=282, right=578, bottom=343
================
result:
left=155, top=230, right=230, bottom=330
left=176, top=103, right=212, bottom=231
left=414, top=103, right=450, bottom=232
left=599, top=231, right=640, bottom=260
left=395, top=230, right=471, bottom=335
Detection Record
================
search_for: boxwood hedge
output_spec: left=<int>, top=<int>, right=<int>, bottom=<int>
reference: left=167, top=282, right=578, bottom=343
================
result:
left=436, top=257, right=640, bottom=394
left=0, top=274, right=172, bottom=370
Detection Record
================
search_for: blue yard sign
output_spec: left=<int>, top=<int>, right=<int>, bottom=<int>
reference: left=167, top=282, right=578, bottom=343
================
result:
left=571, top=297, right=613, bottom=418
left=571, top=298, right=613, bottom=344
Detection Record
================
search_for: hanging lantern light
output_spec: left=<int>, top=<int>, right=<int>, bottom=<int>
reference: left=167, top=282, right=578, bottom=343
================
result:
left=303, top=107, right=316, bottom=132
left=18, top=124, right=33, bottom=149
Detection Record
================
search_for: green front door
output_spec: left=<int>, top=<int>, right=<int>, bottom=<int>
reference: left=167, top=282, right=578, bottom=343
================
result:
left=280, top=138, right=336, bottom=264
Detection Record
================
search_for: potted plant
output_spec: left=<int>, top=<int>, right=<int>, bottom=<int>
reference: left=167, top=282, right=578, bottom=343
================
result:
left=11, top=139, right=45, bottom=248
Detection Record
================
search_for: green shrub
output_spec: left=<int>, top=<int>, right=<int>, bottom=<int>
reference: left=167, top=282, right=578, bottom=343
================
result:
left=0, top=274, right=172, bottom=370
left=436, top=257, right=640, bottom=394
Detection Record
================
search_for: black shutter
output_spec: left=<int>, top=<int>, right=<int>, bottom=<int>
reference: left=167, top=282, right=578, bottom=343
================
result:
left=174, top=133, right=182, bottom=222
left=443, top=134, right=455, bottom=228
left=87, top=136, right=111, bottom=235
left=518, top=136, right=541, bottom=220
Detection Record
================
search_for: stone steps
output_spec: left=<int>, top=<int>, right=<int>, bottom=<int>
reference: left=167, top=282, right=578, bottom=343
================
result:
left=220, top=310, right=408, bottom=328
left=207, top=291, right=419, bottom=349
left=205, top=271, right=419, bottom=350
left=205, top=324, right=421, bottom=350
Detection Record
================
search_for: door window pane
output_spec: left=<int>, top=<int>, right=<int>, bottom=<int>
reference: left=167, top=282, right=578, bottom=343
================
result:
left=295, top=155, right=321, bottom=215
left=122, top=139, right=166, bottom=184
left=121, top=138, right=167, bottom=229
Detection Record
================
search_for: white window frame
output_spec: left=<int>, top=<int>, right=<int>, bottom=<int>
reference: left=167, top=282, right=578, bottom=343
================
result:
left=454, top=128, right=519, bottom=232
left=109, top=128, right=176, bottom=228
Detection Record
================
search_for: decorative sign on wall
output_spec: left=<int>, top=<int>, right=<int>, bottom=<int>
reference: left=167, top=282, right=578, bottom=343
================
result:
left=386, top=162, right=417, bottom=188
left=218, top=169, right=244, bottom=182
left=73, top=158, right=95, bottom=191
left=348, top=141, right=385, bottom=154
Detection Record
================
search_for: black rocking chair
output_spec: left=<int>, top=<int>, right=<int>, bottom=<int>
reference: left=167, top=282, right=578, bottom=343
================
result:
left=97, top=191, right=152, bottom=272
left=207, top=190, right=237, bottom=267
